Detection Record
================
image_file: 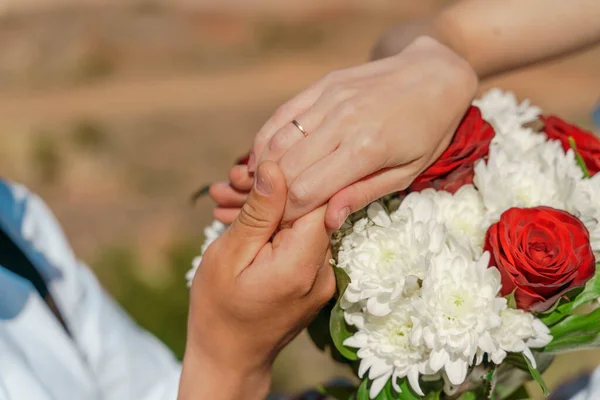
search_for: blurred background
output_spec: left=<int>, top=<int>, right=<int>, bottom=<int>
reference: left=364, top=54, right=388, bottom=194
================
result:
left=0, top=0, right=598, bottom=398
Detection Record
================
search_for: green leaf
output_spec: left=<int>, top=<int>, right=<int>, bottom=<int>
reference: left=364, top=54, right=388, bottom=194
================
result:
left=357, top=379, right=370, bottom=400
left=423, top=392, right=441, bottom=400
left=329, top=266, right=358, bottom=361
left=483, top=367, right=498, bottom=399
left=541, top=266, right=600, bottom=326
left=545, top=332, right=600, bottom=353
left=420, top=378, right=444, bottom=396
left=458, top=393, right=476, bottom=400
left=317, top=384, right=357, bottom=400
left=329, top=300, right=358, bottom=361
left=374, top=381, right=396, bottom=400
left=396, top=379, right=424, bottom=400
left=334, top=266, right=351, bottom=295
left=568, top=136, right=591, bottom=178
left=307, top=299, right=356, bottom=364
left=505, top=352, right=555, bottom=376
left=505, top=291, right=517, bottom=309
left=549, top=306, right=600, bottom=337
left=543, top=307, right=600, bottom=352
left=522, top=353, right=549, bottom=396
left=375, top=379, right=423, bottom=400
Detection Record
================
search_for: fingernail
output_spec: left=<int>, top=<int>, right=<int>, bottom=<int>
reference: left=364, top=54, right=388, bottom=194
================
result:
left=255, top=166, right=272, bottom=195
left=247, top=152, right=256, bottom=173
left=337, top=207, right=351, bottom=229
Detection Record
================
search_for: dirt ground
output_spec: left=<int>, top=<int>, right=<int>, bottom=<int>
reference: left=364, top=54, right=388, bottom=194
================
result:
left=0, top=2, right=599, bottom=397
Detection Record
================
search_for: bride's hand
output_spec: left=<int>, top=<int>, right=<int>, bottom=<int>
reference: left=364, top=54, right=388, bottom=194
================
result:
left=181, top=161, right=335, bottom=400
left=249, top=36, right=477, bottom=229
left=209, top=164, right=252, bottom=224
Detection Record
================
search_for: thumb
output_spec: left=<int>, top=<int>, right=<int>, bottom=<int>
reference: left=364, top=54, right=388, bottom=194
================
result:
left=222, top=161, right=287, bottom=266
left=325, top=167, right=415, bottom=230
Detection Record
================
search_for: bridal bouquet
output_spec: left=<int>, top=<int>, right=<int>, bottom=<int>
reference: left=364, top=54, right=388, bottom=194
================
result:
left=189, top=90, right=600, bottom=399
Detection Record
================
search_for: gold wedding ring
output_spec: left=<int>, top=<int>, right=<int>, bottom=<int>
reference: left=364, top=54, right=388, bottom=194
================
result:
left=291, top=119, right=308, bottom=137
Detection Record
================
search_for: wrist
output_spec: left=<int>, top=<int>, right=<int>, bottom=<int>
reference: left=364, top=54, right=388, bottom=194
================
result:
left=432, top=8, right=476, bottom=77
left=371, top=19, right=438, bottom=60
left=179, top=340, right=271, bottom=400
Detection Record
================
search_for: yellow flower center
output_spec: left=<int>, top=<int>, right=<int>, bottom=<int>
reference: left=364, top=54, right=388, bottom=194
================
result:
left=387, top=321, right=413, bottom=348
left=453, top=294, right=465, bottom=307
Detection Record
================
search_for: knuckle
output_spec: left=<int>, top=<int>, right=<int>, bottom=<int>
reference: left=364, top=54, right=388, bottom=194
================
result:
left=272, top=103, right=291, bottom=122
left=288, top=181, right=310, bottom=207
left=268, top=130, right=290, bottom=153
left=343, top=184, right=377, bottom=213
left=326, top=84, right=354, bottom=104
left=354, top=186, right=377, bottom=210
left=251, top=141, right=265, bottom=160
left=336, top=100, right=358, bottom=119
left=413, top=35, right=441, bottom=50
left=237, top=201, right=271, bottom=230
left=290, top=273, right=315, bottom=296
left=395, top=175, right=413, bottom=191
left=351, top=134, right=385, bottom=160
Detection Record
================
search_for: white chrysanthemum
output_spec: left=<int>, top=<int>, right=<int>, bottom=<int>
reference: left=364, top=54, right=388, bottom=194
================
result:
left=474, top=89, right=547, bottom=157
left=344, top=301, right=433, bottom=398
left=474, top=139, right=583, bottom=222
left=411, top=244, right=506, bottom=386
left=566, top=173, right=600, bottom=254
left=473, top=89, right=541, bottom=136
left=186, top=220, right=227, bottom=287
left=338, top=202, right=446, bottom=316
left=399, top=185, right=486, bottom=254
left=493, top=125, right=548, bottom=157
left=486, top=308, right=552, bottom=367
left=341, top=298, right=367, bottom=330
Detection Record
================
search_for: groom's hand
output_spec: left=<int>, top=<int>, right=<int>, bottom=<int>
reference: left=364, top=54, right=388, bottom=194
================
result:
left=180, top=161, right=335, bottom=400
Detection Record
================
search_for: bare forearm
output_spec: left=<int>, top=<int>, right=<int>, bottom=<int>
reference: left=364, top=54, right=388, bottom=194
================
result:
left=374, top=0, right=600, bottom=78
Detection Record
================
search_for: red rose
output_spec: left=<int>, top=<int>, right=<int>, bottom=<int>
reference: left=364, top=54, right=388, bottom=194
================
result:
left=541, top=115, right=600, bottom=175
left=485, top=207, right=596, bottom=312
left=410, top=106, right=494, bottom=193
left=409, top=163, right=475, bottom=194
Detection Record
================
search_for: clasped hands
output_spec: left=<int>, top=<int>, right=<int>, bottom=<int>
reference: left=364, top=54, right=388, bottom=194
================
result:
left=180, top=37, right=477, bottom=400
left=211, top=36, right=477, bottom=230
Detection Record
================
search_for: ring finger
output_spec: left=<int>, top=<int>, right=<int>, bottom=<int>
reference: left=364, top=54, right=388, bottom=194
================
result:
left=258, top=109, right=323, bottom=165
left=258, top=89, right=351, bottom=165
